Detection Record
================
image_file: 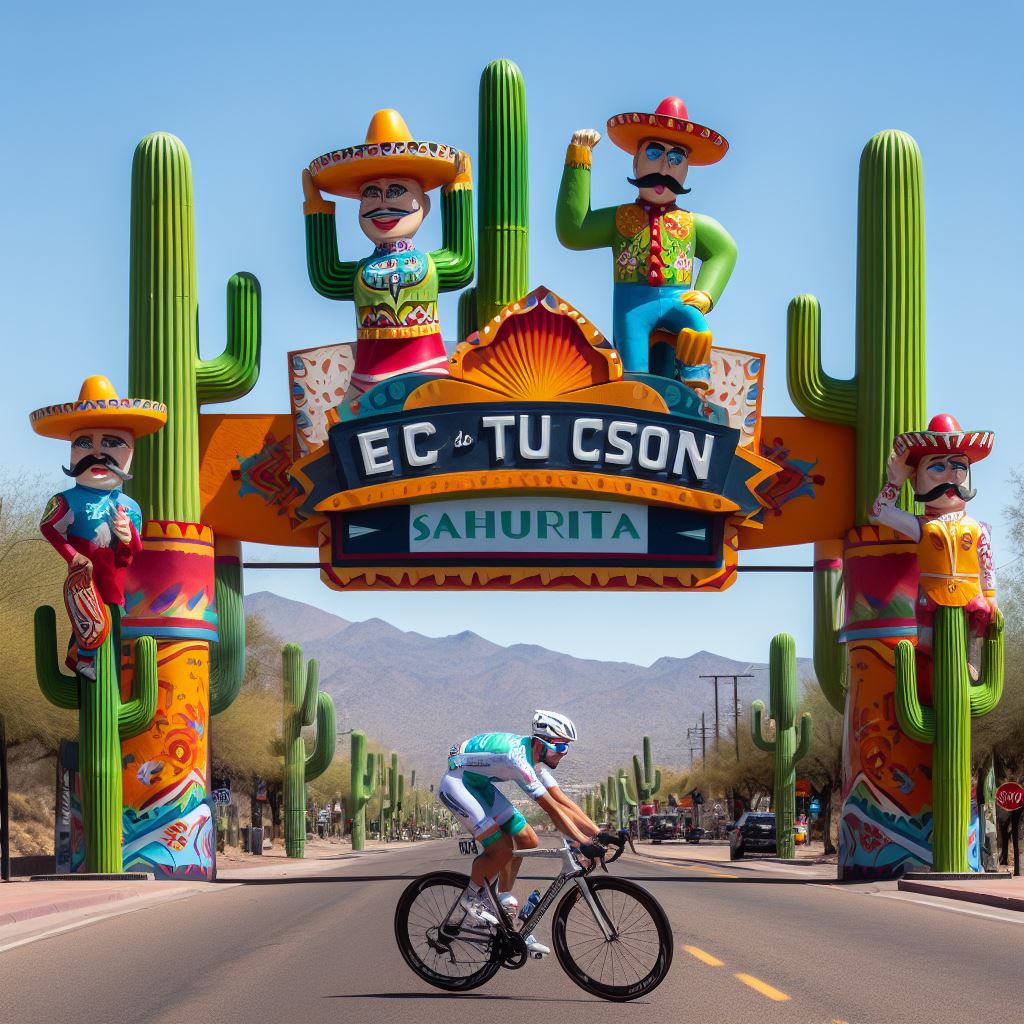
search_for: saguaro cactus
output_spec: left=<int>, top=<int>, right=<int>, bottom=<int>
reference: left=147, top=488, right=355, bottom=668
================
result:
left=896, top=609, right=1004, bottom=872
left=616, top=768, right=634, bottom=821
left=457, top=58, right=529, bottom=340
left=350, top=730, right=378, bottom=851
left=629, top=737, right=663, bottom=805
left=35, top=606, right=157, bottom=873
left=787, top=130, right=925, bottom=525
left=282, top=643, right=336, bottom=858
left=606, top=774, right=620, bottom=829
left=752, top=634, right=812, bottom=860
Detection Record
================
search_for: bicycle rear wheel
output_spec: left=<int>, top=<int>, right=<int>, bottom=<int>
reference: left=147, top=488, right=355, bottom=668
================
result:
left=551, top=876, right=673, bottom=1001
left=394, top=871, right=502, bottom=992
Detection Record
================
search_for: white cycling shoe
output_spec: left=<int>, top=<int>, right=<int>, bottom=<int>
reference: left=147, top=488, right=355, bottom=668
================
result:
left=525, top=934, right=550, bottom=957
left=498, top=891, right=519, bottom=913
left=459, top=886, right=499, bottom=927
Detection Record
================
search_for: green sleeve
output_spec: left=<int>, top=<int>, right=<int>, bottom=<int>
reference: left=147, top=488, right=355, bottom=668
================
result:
left=693, top=213, right=738, bottom=306
left=305, top=212, right=357, bottom=301
left=555, top=163, right=617, bottom=251
left=432, top=183, right=475, bottom=291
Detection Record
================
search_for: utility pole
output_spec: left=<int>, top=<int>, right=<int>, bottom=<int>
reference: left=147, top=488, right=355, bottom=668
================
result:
left=701, top=674, right=755, bottom=759
left=1, top=713, right=9, bottom=882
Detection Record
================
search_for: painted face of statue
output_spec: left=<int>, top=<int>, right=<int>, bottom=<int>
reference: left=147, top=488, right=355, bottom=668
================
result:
left=629, top=138, right=690, bottom=206
left=357, top=176, right=431, bottom=245
left=64, top=428, right=135, bottom=491
left=913, top=453, right=976, bottom=514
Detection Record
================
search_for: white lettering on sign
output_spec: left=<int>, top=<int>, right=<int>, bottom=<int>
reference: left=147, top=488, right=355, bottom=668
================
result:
left=571, top=418, right=603, bottom=463
left=481, top=415, right=516, bottom=462
left=518, top=414, right=551, bottom=459
left=410, top=497, right=648, bottom=553
left=402, top=422, right=438, bottom=467
left=358, top=428, right=394, bottom=475
left=672, top=430, right=715, bottom=480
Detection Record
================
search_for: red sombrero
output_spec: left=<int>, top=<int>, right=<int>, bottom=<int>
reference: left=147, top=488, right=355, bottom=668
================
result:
left=893, top=414, right=994, bottom=464
left=607, top=97, right=729, bottom=166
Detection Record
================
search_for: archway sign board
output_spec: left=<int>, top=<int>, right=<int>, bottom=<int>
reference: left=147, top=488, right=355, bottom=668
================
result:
left=30, top=60, right=1008, bottom=883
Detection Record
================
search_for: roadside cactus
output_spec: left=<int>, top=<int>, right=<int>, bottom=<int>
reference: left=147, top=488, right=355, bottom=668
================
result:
left=752, top=633, right=812, bottom=860
left=629, top=736, right=662, bottom=805
left=282, top=643, right=336, bottom=858
left=350, top=730, right=378, bottom=851
left=896, top=609, right=1004, bottom=872
left=35, top=606, right=157, bottom=872
left=606, top=774, right=621, bottom=829
left=617, top=768, right=634, bottom=821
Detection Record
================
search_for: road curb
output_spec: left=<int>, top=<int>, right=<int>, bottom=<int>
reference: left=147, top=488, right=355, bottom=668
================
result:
left=897, top=879, right=1024, bottom=913
left=0, top=888, right=140, bottom=927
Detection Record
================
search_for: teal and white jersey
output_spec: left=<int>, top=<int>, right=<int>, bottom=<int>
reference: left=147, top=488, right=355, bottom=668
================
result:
left=447, top=733, right=548, bottom=799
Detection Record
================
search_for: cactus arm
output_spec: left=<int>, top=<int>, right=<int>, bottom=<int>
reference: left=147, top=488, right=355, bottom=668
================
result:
left=970, top=610, right=1004, bottom=717
left=457, top=288, right=478, bottom=343
left=301, top=660, right=319, bottom=727
left=118, top=636, right=159, bottom=740
left=304, top=212, right=357, bottom=301
left=305, top=692, right=336, bottom=781
left=813, top=543, right=848, bottom=713
left=786, top=294, right=858, bottom=426
left=652, top=768, right=663, bottom=794
left=750, top=700, right=776, bottom=752
left=34, top=605, right=80, bottom=710
left=432, top=174, right=474, bottom=291
left=209, top=542, right=245, bottom=716
left=794, top=713, right=813, bottom=763
left=895, top=640, right=935, bottom=743
left=619, top=768, right=638, bottom=807
left=195, top=272, right=262, bottom=405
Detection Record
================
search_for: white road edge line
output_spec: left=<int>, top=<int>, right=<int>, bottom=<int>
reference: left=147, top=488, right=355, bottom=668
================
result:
left=874, top=891, right=1024, bottom=925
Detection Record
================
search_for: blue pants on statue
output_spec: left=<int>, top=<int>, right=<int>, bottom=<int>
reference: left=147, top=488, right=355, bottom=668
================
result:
left=612, top=283, right=709, bottom=374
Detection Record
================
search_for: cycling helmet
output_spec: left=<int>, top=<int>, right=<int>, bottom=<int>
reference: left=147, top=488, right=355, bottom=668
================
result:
left=532, top=710, right=577, bottom=743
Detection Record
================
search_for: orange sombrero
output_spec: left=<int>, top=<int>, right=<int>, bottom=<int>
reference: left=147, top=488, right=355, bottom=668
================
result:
left=607, top=96, right=729, bottom=166
left=893, top=414, right=994, bottom=465
left=309, top=109, right=461, bottom=199
left=30, top=375, right=167, bottom=440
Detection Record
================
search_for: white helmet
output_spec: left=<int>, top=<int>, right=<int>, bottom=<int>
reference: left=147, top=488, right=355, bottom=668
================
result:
left=532, top=710, right=578, bottom=743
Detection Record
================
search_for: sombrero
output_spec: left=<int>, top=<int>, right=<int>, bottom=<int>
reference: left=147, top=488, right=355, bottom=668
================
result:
left=607, top=96, right=729, bottom=166
left=309, top=109, right=461, bottom=199
left=30, top=375, right=167, bottom=440
left=893, top=413, right=994, bottom=464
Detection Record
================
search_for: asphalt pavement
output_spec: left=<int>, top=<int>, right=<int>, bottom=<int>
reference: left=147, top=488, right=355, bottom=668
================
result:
left=1, top=840, right=1022, bottom=1024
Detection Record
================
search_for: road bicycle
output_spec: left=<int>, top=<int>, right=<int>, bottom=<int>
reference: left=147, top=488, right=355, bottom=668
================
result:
left=394, top=835, right=673, bottom=1001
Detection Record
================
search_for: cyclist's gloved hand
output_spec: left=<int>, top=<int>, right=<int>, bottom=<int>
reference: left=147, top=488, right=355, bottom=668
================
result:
left=594, top=831, right=625, bottom=848
left=578, top=842, right=607, bottom=861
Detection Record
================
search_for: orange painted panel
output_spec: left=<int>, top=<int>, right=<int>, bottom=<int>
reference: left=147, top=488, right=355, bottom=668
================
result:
left=740, top=416, right=855, bottom=550
left=198, top=413, right=321, bottom=548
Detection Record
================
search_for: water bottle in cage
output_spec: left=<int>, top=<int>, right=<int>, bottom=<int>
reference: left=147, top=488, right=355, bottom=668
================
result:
left=518, top=889, right=542, bottom=922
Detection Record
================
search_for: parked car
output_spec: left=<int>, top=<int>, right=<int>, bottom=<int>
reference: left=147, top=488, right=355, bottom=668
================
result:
left=729, top=812, right=776, bottom=859
left=684, top=826, right=705, bottom=844
left=648, top=815, right=680, bottom=843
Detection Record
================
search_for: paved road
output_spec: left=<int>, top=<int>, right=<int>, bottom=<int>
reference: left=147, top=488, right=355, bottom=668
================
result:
left=2, top=841, right=1022, bottom=1024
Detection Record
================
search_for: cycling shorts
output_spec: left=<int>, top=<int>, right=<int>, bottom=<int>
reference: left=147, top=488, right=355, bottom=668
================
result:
left=438, top=770, right=528, bottom=841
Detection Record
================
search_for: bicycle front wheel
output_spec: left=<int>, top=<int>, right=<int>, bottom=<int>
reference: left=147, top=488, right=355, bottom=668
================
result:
left=394, top=871, right=502, bottom=993
left=551, top=876, right=673, bottom=1001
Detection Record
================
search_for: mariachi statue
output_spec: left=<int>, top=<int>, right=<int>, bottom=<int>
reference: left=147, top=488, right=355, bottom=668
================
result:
left=556, top=96, right=736, bottom=392
left=31, top=376, right=167, bottom=677
left=870, top=414, right=997, bottom=676
left=302, top=109, right=474, bottom=405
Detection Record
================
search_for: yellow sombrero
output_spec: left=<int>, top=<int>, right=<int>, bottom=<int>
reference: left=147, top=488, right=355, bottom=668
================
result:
left=607, top=96, right=729, bottom=166
left=30, top=375, right=167, bottom=440
left=308, top=109, right=461, bottom=199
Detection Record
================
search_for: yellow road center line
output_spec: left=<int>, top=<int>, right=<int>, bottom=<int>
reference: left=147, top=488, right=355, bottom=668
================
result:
left=641, top=855, right=739, bottom=878
left=684, top=945, right=724, bottom=967
left=734, top=973, right=791, bottom=1001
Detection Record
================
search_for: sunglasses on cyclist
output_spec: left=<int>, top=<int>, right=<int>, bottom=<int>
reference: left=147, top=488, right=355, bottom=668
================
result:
left=539, top=740, right=570, bottom=753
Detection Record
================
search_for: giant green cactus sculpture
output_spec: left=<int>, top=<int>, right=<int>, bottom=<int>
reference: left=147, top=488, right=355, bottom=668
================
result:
left=282, top=643, right=336, bottom=858
left=627, top=737, right=662, bottom=805
left=128, top=132, right=262, bottom=523
left=457, top=58, right=529, bottom=341
left=606, top=774, right=621, bottom=829
left=349, top=730, right=378, bottom=851
left=616, top=768, right=634, bottom=823
left=35, top=606, right=157, bottom=873
left=751, top=634, right=812, bottom=860
left=896, top=609, right=1004, bottom=872
left=787, top=130, right=925, bottom=527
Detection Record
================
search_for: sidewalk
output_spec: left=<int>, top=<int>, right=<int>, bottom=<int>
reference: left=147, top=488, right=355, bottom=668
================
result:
left=630, top=839, right=839, bottom=879
left=0, top=836, right=427, bottom=947
left=897, top=874, right=1024, bottom=913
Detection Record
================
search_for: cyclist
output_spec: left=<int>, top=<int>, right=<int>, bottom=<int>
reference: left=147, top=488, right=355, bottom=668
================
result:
left=438, top=710, right=613, bottom=954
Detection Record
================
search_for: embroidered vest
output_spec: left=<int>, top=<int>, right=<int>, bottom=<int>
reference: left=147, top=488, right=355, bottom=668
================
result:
left=611, top=204, right=695, bottom=286
left=917, top=514, right=984, bottom=606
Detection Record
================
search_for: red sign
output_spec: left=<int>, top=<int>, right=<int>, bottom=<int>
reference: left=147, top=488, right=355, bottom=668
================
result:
left=995, top=783, right=1024, bottom=812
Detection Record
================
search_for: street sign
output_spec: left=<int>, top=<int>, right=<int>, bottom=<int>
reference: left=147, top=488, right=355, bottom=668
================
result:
left=809, top=798, right=821, bottom=814
left=995, top=782, right=1024, bottom=812
left=212, top=788, right=231, bottom=806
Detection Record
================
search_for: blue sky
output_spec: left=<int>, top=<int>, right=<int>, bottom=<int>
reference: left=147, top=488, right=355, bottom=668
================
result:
left=3, top=2, right=1020, bottom=666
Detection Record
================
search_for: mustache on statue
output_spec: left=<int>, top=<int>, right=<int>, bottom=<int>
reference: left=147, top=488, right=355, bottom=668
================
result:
left=914, top=481, right=976, bottom=503
left=627, top=172, right=690, bottom=195
left=63, top=453, right=133, bottom=481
